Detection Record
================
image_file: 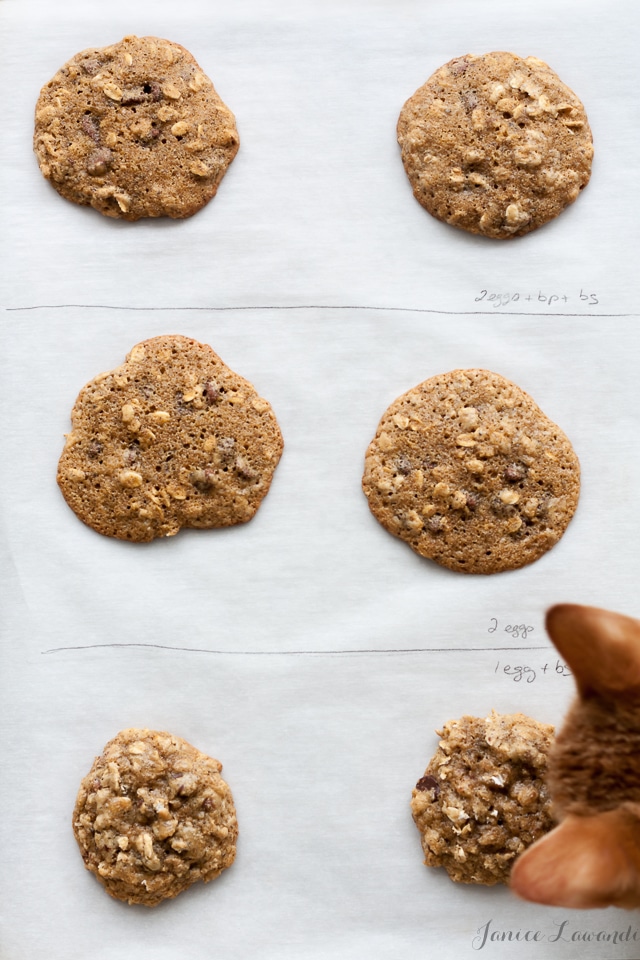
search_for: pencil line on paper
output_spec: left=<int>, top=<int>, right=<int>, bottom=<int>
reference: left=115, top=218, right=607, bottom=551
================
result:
left=4, top=303, right=633, bottom=319
left=41, top=642, right=550, bottom=656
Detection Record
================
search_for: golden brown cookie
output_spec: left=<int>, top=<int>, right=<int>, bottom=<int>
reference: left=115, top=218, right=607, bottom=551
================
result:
left=362, top=369, right=580, bottom=574
left=411, top=712, right=554, bottom=885
left=73, top=729, right=237, bottom=906
left=397, top=52, right=593, bottom=238
left=34, top=35, right=239, bottom=220
left=57, top=335, right=283, bottom=541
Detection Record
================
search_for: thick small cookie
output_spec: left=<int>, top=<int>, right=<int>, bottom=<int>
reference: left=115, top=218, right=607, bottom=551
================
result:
left=58, top=335, right=283, bottom=541
left=397, top=52, right=593, bottom=238
left=34, top=35, right=239, bottom=220
left=73, top=729, right=237, bottom=906
left=411, top=712, right=554, bottom=885
left=362, top=369, right=579, bottom=574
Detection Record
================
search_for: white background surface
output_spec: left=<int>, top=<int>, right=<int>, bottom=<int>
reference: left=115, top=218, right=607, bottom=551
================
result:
left=2, top=0, right=640, bottom=957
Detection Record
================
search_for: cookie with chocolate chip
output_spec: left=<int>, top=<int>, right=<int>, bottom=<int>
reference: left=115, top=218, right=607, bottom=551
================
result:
left=397, top=52, right=593, bottom=238
left=362, top=369, right=579, bottom=573
left=57, top=335, right=283, bottom=541
left=411, top=712, right=554, bottom=885
left=73, top=729, right=237, bottom=906
left=34, top=35, right=239, bottom=219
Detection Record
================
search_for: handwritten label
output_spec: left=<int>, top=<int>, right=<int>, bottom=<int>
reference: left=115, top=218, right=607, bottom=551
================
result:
left=472, top=917, right=640, bottom=950
left=494, top=659, right=571, bottom=683
left=488, top=618, right=534, bottom=639
left=474, top=289, right=599, bottom=309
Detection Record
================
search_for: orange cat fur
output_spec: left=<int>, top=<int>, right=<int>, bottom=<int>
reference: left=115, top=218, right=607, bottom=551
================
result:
left=511, top=604, right=640, bottom=909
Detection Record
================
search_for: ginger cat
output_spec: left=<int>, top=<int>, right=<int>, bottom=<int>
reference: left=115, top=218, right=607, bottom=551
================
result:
left=511, top=604, right=640, bottom=910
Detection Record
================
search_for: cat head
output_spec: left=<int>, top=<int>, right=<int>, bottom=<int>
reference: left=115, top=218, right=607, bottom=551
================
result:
left=510, top=604, right=640, bottom=909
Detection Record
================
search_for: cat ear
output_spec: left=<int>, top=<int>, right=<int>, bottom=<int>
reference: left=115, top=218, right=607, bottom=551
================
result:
left=546, top=604, right=640, bottom=697
left=511, top=810, right=640, bottom=909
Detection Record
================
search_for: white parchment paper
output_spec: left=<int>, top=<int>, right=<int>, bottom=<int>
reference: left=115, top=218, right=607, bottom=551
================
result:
left=2, top=1, right=640, bottom=957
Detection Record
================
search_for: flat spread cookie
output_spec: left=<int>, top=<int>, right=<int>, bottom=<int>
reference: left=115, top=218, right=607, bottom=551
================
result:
left=362, top=369, right=580, bottom=574
left=34, top=35, right=239, bottom=220
left=411, top=712, right=554, bottom=885
left=73, top=729, right=237, bottom=906
left=58, top=335, right=283, bottom=541
left=397, top=52, right=593, bottom=238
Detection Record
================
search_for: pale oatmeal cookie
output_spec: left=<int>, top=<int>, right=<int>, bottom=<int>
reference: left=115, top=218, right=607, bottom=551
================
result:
left=73, top=729, right=238, bottom=906
left=397, top=52, right=593, bottom=238
left=362, top=369, right=579, bottom=574
left=57, top=335, right=283, bottom=541
left=34, top=35, right=239, bottom=220
left=411, top=712, right=554, bottom=885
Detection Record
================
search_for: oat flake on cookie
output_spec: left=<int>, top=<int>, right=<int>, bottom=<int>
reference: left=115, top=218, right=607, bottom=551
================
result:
left=397, top=52, right=593, bottom=238
left=57, top=335, right=283, bottom=541
left=34, top=35, right=239, bottom=220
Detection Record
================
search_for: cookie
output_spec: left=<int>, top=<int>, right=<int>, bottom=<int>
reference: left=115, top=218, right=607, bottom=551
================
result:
left=397, top=52, right=593, bottom=238
left=73, top=729, right=237, bottom=906
left=411, top=712, right=554, bottom=885
left=362, top=369, right=580, bottom=574
left=34, top=35, right=239, bottom=220
left=57, top=335, right=283, bottom=541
